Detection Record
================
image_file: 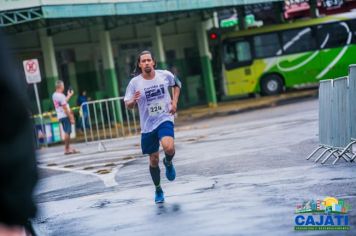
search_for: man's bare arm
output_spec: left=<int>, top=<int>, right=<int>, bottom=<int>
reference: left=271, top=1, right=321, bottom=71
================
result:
left=63, top=105, right=75, bottom=124
left=125, top=91, right=141, bottom=109
left=66, top=90, right=74, bottom=102
left=170, top=85, right=181, bottom=115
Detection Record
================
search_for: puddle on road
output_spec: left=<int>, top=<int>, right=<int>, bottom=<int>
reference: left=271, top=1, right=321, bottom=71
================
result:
left=96, top=169, right=111, bottom=174
left=195, top=180, right=218, bottom=193
left=105, top=163, right=116, bottom=167
left=91, top=199, right=111, bottom=209
left=330, top=177, right=352, bottom=181
left=83, top=166, right=94, bottom=170
left=91, top=199, right=136, bottom=209
left=184, top=135, right=207, bottom=142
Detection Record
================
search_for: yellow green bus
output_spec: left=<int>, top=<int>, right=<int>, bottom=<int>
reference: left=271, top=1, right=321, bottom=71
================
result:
left=219, top=12, right=356, bottom=96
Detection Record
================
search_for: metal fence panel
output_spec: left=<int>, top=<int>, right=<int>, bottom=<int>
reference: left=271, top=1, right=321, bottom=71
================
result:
left=80, top=97, right=140, bottom=147
left=331, top=77, right=350, bottom=148
left=319, top=80, right=333, bottom=146
left=349, top=65, right=356, bottom=139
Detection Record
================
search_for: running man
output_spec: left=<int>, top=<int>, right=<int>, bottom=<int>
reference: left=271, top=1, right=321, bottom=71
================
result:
left=124, top=51, right=181, bottom=203
left=52, top=80, right=79, bottom=155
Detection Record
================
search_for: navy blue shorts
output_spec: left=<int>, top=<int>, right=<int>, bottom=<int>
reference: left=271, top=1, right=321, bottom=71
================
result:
left=60, top=117, right=72, bottom=134
left=141, top=121, right=174, bottom=155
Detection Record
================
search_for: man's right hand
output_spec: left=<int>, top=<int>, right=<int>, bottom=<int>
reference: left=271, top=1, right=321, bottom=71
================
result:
left=133, top=91, right=141, bottom=103
left=125, top=91, right=141, bottom=109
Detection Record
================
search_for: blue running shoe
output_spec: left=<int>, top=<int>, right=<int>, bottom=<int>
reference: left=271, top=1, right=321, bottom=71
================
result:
left=155, top=188, right=165, bottom=203
left=163, top=157, right=176, bottom=181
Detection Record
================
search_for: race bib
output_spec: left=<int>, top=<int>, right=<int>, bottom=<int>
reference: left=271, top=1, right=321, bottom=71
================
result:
left=148, top=102, right=166, bottom=116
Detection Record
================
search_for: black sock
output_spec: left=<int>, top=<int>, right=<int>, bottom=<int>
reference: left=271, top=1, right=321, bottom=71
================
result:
left=149, top=165, right=161, bottom=190
left=165, top=152, right=175, bottom=163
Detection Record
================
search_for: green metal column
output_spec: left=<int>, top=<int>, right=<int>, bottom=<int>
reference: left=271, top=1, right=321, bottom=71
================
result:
left=236, top=6, right=245, bottom=30
left=40, top=30, right=59, bottom=98
left=152, top=25, right=167, bottom=69
left=196, top=21, right=217, bottom=108
left=99, top=29, right=123, bottom=123
left=274, top=1, right=285, bottom=23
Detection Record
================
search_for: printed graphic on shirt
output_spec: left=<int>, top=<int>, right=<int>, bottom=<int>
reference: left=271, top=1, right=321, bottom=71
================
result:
left=144, top=84, right=165, bottom=102
left=53, top=100, right=60, bottom=108
left=144, top=84, right=167, bottom=116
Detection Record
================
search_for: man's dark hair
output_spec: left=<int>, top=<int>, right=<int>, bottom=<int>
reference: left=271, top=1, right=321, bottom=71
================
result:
left=132, top=50, right=156, bottom=77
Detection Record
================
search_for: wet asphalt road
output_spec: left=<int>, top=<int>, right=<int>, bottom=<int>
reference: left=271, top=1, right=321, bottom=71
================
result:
left=33, top=98, right=356, bottom=236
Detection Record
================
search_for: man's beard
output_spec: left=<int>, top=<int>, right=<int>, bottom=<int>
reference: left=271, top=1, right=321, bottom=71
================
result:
left=144, top=67, right=152, bottom=73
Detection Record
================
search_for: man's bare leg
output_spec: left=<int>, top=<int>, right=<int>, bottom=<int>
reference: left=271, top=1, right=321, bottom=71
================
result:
left=161, top=136, right=176, bottom=181
left=161, top=136, right=175, bottom=157
left=64, top=133, right=70, bottom=153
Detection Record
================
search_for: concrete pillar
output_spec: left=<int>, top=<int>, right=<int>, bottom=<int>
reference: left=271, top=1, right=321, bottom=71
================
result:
left=99, top=29, right=123, bottom=123
left=152, top=25, right=167, bottom=69
left=196, top=21, right=217, bottom=108
left=39, top=30, right=59, bottom=97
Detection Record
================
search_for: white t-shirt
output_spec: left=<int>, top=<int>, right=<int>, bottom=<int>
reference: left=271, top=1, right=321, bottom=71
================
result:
left=124, top=70, right=176, bottom=133
left=52, top=92, right=70, bottom=119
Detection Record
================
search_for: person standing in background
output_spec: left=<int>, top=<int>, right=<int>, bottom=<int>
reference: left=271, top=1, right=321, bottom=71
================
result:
left=52, top=80, right=79, bottom=155
left=77, top=90, right=90, bottom=131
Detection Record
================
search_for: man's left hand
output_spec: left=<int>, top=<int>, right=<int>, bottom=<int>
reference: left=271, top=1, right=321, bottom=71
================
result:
left=67, top=89, right=74, bottom=97
left=169, top=101, right=177, bottom=115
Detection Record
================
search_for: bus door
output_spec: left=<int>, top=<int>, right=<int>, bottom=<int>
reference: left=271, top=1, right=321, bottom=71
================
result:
left=223, top=38, right=254, bottom=95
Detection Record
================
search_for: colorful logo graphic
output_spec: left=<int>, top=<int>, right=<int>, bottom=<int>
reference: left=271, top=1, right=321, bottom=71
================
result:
left=294, top=197, right=351, bottom=231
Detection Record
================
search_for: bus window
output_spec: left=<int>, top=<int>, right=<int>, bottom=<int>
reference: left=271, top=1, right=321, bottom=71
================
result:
left=281, top=27, right=316, bottom=54
left=347, top=19, right=356, bottom=43
left=317, top=22, right=351, bottom=49
left=253, top=33, right=281, bottom=58
left=223, top=40, right=252, bottom=66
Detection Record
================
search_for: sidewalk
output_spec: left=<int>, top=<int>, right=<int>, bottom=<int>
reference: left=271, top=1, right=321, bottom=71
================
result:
left=176, top=89, right=318, bottom=124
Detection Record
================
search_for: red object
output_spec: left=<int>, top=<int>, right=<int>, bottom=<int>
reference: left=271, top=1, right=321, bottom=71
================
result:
left=284, top=2, right=311, bottom=19
left=210, top=33, right=218, bottom=40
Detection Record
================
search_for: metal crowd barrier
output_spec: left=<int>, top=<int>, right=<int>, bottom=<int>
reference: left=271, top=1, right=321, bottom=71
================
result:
left=307, top=65, right=356, bottom=165
left=336, top=65, right=356, bottom=163
left=80, top=96, right=140, bottom=151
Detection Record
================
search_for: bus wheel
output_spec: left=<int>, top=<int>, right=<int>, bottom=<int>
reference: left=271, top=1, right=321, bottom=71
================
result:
left=260, top=74, right=283, bottom=96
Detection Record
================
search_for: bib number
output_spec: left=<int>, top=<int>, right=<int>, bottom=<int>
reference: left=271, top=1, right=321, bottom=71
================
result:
left=148, top=102, right=165, bottom=116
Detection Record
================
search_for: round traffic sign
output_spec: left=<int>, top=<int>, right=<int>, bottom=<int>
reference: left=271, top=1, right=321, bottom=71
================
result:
left=25, top=60, right=38, bottom=74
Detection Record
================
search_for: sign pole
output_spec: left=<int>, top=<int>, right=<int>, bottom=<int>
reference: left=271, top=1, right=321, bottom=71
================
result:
left=34, top=83, right=47, bottom=147
left=23, top=58, right=47, bottom=148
